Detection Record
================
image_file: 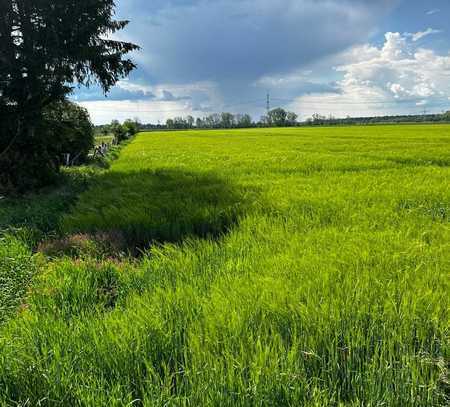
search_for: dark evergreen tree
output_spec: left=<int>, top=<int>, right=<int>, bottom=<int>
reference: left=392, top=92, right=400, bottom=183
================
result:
left=0, top=0, right=139, bottom=192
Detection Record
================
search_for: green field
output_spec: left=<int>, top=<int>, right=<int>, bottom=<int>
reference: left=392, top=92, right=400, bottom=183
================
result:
left=95, top=134, right=115, bottom=146
left=0, top=125, right=449, bottom=406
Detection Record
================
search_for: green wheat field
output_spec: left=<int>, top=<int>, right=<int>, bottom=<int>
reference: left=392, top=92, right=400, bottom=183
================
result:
left=0, top=125, right=449, bottom=406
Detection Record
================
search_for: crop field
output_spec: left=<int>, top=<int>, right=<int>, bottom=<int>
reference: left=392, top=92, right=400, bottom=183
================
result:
left=95, top=134, right=115, bottom=146
left=0, top=125, right=449, bottom=406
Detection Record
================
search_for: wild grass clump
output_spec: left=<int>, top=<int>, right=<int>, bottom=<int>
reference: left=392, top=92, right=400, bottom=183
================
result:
left=0, top=167, right=96, bottom=247
left=62, top=169, right=257, bottom=253
left=0, top=235, right=36, bottom=324
left=0, top=124, right=449, bottom=405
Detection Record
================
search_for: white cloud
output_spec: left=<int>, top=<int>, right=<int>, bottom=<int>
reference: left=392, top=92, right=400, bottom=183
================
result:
left=77, top=99, right=210, bottom=125
left=389, top=83, right=408, bottom=98
left=290, top=32, right=450, bottom=118
left=117, top=79, right=218, bottom=102
left=426, top=9, right=440, bottom=15
left=77, top=80, right=222, bottom=123
left=254, top=71, right=313, bottom=88
left=406, top=28, right=442, bottom=42
left=116, top=80, right=154, bottom=96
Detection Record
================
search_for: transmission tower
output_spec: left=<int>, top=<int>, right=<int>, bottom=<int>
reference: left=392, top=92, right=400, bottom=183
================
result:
left=266, top=92, right=270, bottom=115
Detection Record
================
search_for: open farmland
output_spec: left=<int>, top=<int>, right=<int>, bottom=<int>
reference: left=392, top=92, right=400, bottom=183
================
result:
left=0, top=125, right=449, bottom=405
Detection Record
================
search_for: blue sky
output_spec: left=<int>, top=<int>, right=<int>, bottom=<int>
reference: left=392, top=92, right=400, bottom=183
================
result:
left=72, top=0, right=450, bottom=124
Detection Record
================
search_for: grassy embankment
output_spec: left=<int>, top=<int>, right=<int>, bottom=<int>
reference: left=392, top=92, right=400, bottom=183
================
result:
left=0, top=125, right=449, bottom=406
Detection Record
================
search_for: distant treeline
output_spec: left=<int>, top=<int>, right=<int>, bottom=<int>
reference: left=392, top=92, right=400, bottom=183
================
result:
left=141, top=108, right=299, bottom=130
left=95, top=109, right=450, bottom=133
left=300, top=112, right=450, bottom=126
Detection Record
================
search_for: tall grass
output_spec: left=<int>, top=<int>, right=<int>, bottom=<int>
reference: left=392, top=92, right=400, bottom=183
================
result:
left=0, top=125, right=448, bottom=405
left=0, top=235, right=36, bottom=324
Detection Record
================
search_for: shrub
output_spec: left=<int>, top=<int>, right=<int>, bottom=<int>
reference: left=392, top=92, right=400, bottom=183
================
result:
left=122, top=119, right=140, bottom=136
left=0, top=100, right=94, bottom=194
left=110, top=120, right=128, bottom=143
left=43, top=100, right=95, bottom=164
left=0, top=118, right=61, bottom=193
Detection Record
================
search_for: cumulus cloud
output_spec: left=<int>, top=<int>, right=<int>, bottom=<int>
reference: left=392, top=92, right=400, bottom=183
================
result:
left=291, top=31, right=450, bottom=118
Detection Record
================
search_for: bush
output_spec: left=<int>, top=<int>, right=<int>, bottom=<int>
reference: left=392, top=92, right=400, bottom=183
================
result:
left=43, top=100, right=95, bottom=164
left=0, top=123, right=61, bottom=193
left=0, top=100, right=94, bottom=194
left=110, top=120, right=127, bottom=143
left=109, top=119, right=139, bottom=144
left=122, top=119, right=140, bottom=136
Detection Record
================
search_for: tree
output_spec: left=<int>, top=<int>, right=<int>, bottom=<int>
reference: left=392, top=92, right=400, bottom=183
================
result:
left=123, top=119, right=140, bottom=136
left=186, top=115, right=194, bottom=129
left=173, top=117, right=187, bottom=129
left=166, top=119, right=175, bottom=129
left=206, top=114, right=221, bottom=128
left=236, top=114, right=253, bottom=128
left=0, top=0, right=139, bottom=192
left=110, top=120, right=125, bottom=143
left=43, top=100, right=94, bottom=164
left=267, top=108, right=288, bottom=127
left=164, top=112, right=254, bottom=129
left=221, top=112, right=234, bottom=128
left=259, top=115, right=269, bottom=127
left=286, top=112, right=298, bottom=126
left=311, top=113, right=327, bottom=125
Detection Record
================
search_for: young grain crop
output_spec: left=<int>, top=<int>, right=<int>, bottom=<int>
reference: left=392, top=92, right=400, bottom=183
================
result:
left=0, top=125, right=449, bottom=406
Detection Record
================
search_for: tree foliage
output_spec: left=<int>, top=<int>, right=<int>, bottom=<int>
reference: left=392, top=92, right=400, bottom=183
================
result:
left=0, top=0, right=138, bottom=192
left=163, top=113, right=256, bottom=130
left=160, top=109, right=298, bottom=130
left=122, top=119, right=140, bottom=137
left=43, top=101, right=94, bottom=164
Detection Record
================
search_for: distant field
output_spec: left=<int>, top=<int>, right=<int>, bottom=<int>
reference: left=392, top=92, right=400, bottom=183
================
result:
left=1, top=125, right=449, bottom=405
left=94, top=134, right=115, bottom=145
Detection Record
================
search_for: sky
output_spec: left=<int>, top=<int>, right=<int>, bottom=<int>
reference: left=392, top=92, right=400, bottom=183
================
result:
left=72, top=0, right=450, bottom=124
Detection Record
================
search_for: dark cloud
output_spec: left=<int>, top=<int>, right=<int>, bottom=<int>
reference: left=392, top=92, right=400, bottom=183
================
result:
left=159, top=90, right=191, bottom=101
left=72, top=84, right=155, bottom=102
left=118, top=0, right=397, bottom=84
left=75, top=0, right=404, bottom=121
